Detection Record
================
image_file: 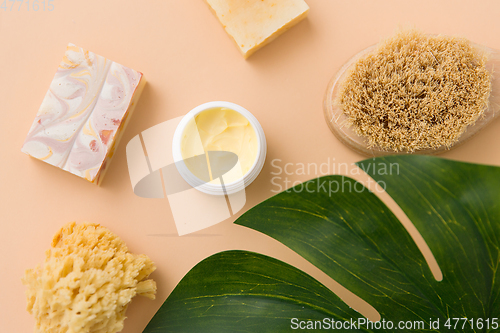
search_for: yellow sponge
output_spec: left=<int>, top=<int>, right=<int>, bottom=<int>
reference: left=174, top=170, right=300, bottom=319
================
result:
left=22, top=222, right=156, bottom=333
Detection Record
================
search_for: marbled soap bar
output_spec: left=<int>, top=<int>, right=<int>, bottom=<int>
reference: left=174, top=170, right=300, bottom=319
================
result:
left=22, top=44, right=145, bottom=185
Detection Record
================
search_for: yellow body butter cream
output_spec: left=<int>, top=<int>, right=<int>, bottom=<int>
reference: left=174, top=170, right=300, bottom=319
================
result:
left=181, top=107, right=258, bottom=182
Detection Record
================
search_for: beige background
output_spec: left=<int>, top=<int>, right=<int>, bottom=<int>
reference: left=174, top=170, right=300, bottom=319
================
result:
left=1, top=0, right=500, bottom=331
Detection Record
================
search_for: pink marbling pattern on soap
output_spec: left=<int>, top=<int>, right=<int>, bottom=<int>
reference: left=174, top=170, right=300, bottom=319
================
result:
left=64, top=62, right=142, bottom=181
left=21, top=44, right=143, bottom=184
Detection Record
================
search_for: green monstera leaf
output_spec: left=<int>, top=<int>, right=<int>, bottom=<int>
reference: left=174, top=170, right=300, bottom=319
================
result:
left=143, top=156, right=500, bottom=332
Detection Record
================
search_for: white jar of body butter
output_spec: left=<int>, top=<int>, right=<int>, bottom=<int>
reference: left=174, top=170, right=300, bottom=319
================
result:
left=172, top=101, right=267, bottom=196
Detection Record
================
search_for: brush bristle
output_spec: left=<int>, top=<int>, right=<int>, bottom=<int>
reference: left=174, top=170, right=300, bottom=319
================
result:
left=336, top=30, right=492, bottom=152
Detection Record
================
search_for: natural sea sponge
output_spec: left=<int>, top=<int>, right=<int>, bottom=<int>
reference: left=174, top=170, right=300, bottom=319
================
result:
left=336, top=30, right=492, bottom=152
left=22, top=222, right=156, bottom=333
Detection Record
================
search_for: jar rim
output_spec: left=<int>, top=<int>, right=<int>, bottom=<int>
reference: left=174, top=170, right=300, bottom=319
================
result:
left=172, top=101, right=267, bottom=195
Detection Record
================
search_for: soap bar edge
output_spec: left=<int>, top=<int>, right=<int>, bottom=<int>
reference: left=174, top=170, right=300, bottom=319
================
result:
left=204, top=0, right=310, bottom=59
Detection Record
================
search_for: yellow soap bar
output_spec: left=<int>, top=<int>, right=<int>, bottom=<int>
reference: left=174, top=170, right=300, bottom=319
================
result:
left=205, top=0, right=309, bottom=58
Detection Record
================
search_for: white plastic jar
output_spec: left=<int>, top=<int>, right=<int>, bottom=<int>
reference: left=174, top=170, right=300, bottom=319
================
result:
left=172, top=101, right=267, bottom=195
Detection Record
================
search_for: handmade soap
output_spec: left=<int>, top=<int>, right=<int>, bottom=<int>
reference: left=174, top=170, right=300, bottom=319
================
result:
left=205, top=0, right=309, bottom=58
left=21, top=44, right=145, bottom=184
